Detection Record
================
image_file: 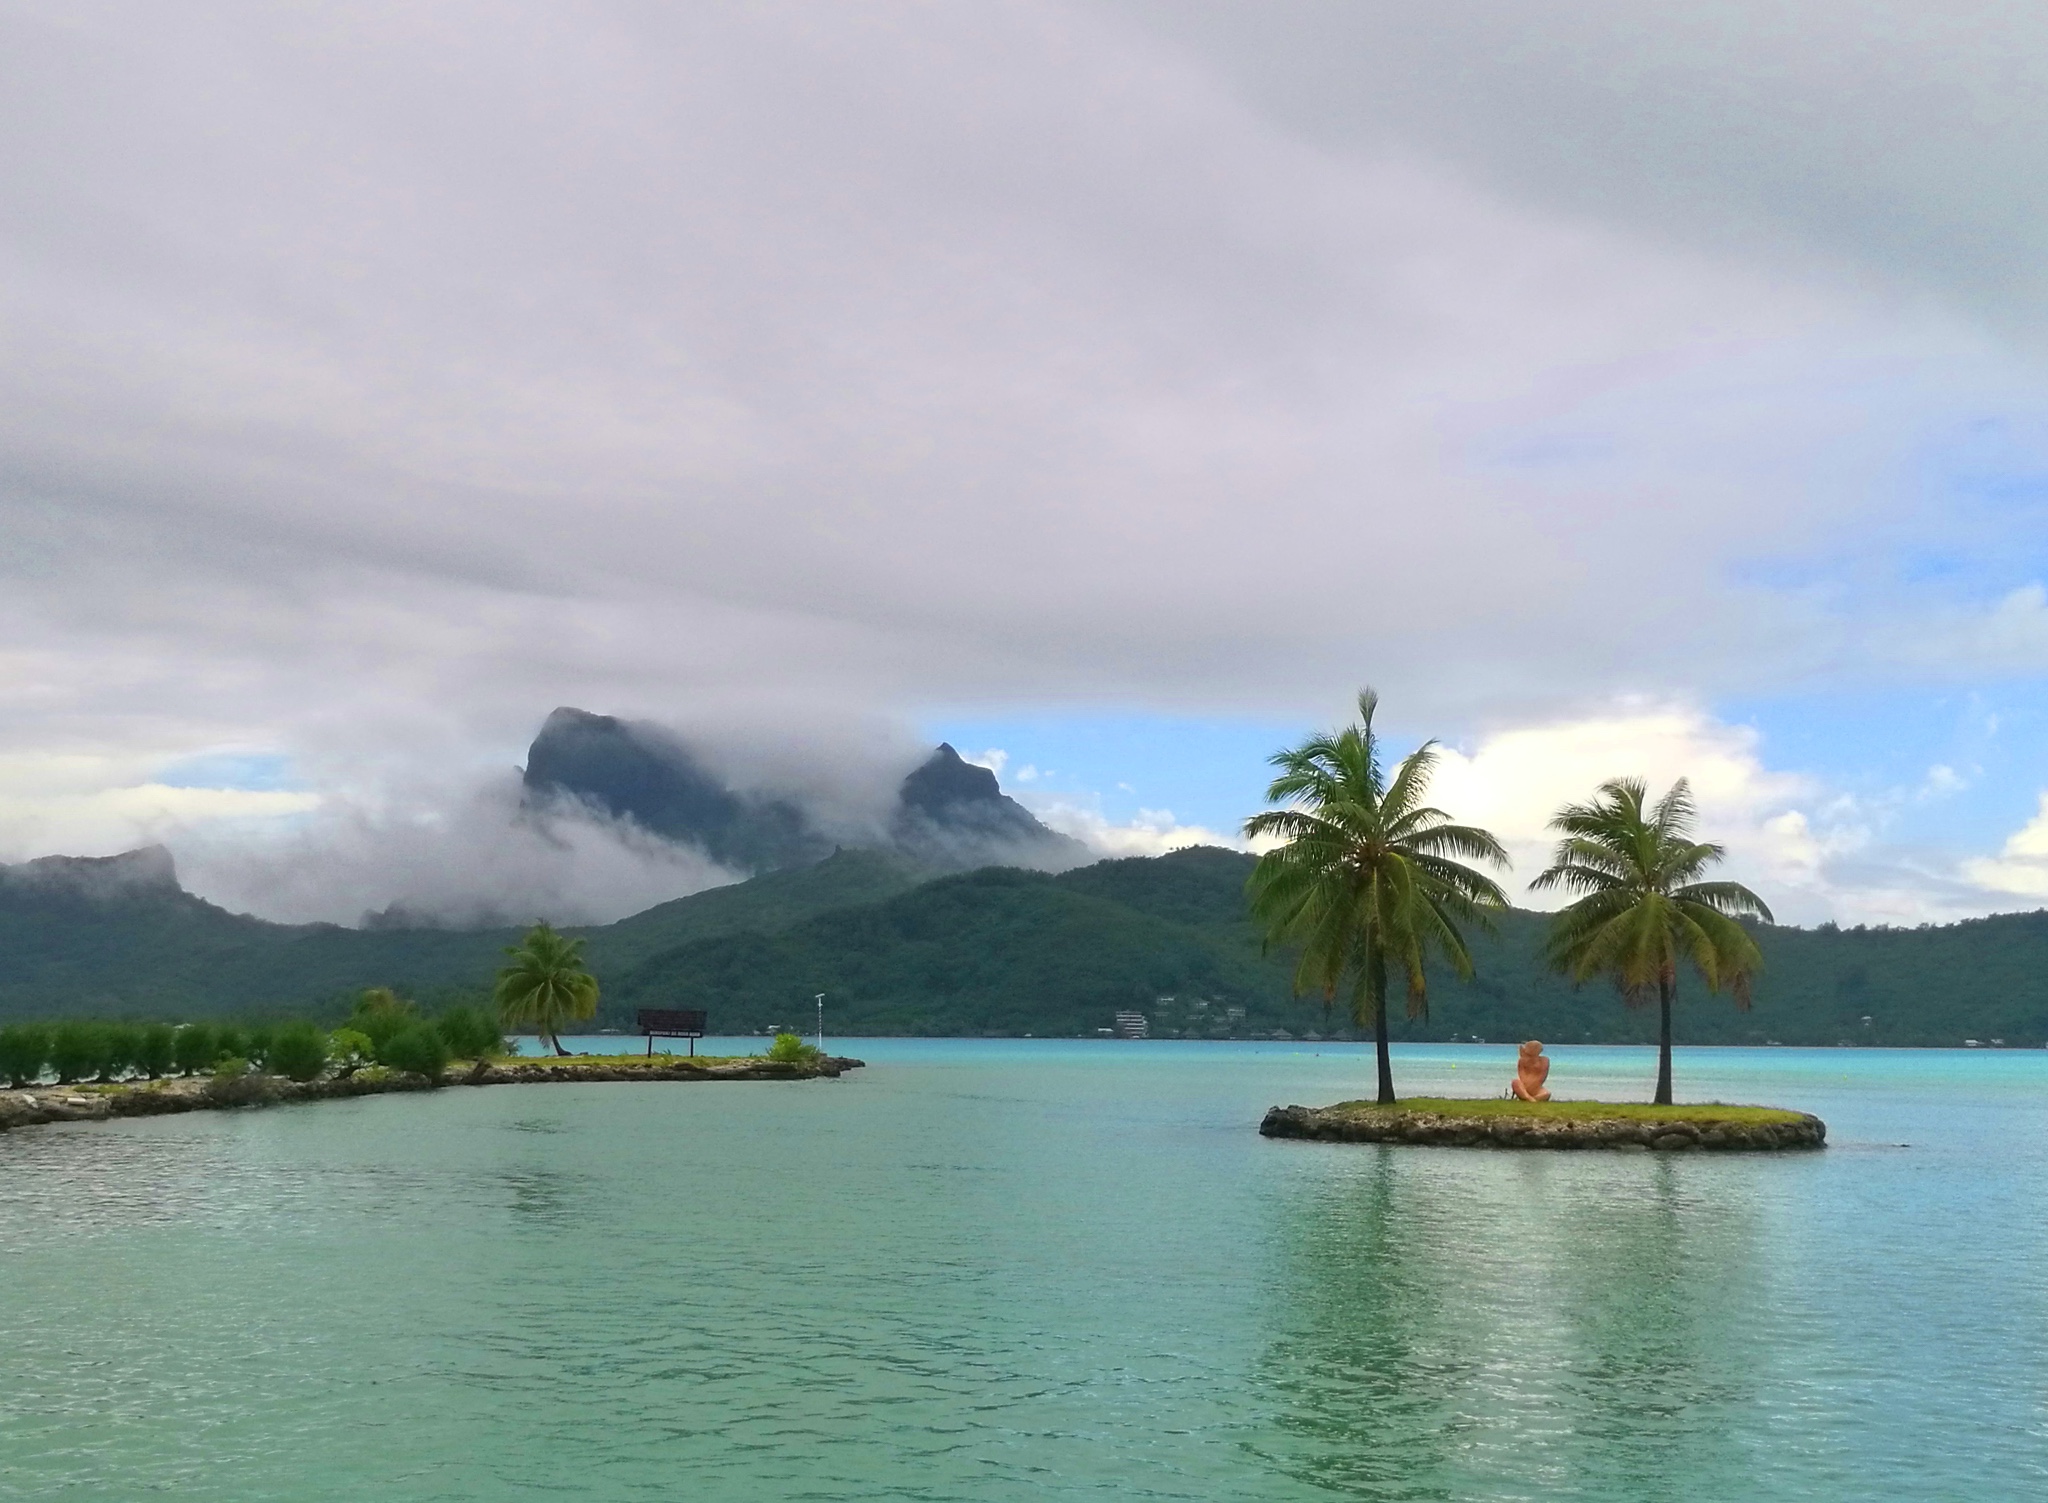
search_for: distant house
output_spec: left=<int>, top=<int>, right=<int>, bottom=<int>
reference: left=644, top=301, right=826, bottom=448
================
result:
left=1114, top=1011, right=1149, bottom=1040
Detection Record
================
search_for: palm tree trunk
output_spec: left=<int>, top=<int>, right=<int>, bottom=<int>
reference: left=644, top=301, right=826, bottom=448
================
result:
left=1369, top=952, right=1395, bottom=1104
left=1655, top=979, right=1674, bottom=1105
left=1373, top=996, right=1394, bottom=1104
left=548, top=1031, right=571, bottom=1057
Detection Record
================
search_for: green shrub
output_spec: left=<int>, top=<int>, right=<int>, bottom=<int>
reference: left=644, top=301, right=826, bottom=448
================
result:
left=49, top=1021, right=103, bottom=1084
left=243, top=1024, right=276, bottom=1070
left=328, top=1028, right=373, bottom=1076
left=94, top=1022, right=141, bottom=1082
left=213, top=1025, right=249, bottom=1064
left=766, top=1032, right=821, bottom=1065
left=435, top=1005, right=502, bottom=1060
left=349, top=988, right=418, bottom=1054
left=267, top=1022, right=329, bottom=1083
left=135, top=1023, right=176, bottom=1079
left=0, top=1023, right=51, bottom=1087
left=172, top=1023, right=219, bottom=1076
left=380, top=1023, right=450, bottom=1082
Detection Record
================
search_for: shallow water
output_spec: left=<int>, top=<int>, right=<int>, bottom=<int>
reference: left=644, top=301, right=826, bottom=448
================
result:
left=2, top=1041, right=2043, bottom=1500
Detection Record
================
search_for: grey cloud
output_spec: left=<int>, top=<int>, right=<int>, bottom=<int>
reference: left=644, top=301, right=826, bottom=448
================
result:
left=1105, top=0, right=2048, bottom=325
left=0, top=0, right=2040, bottom=895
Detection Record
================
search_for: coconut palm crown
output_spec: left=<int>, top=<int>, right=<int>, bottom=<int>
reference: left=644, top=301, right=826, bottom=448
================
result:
left=1243, top=690, right=1509, bottom=1104
left=1530, top=777, right=1772, bottom=1105
left=494, top=922, right=600, bottom=1057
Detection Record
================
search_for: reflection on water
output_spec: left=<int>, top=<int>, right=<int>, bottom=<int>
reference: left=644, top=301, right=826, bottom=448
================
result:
left=1255, top=1148, right=1774, bottom=1500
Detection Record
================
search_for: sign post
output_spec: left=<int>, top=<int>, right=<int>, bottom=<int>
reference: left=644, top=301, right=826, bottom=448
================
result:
left=636, top=1008, right=707, bottom=1056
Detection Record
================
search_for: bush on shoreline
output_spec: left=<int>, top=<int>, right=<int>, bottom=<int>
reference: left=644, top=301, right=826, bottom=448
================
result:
left=0, top=992, right=506, bottom=1091
left=173, top=1023, right=218, bottom=1076
left=766, top=1032, right=822, bottom=1065
left=268, top=1022, right=330, bottom=1083
left=380, top=1023, right=451, bottom=1082
left=0, top=1023, right=51, bottom=1088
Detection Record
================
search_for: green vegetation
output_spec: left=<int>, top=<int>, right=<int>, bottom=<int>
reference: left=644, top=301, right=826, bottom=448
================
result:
left=348, top=988, right=418, bottom=1054
left=267, top=1021, right=330, bottom=1082
left=49, top=1021, right=99, bottom=1083
left=0, top=1023, right=50, bottom=1086
left=172, top=1023, right=218, bottom=1075
left=1244, top=690, right=1509, bottom=1103
left=329, top=1028, right=374, bottom=1074
left=591, top=848, right=931, bottom=971
left=136, top=1022, right=175, bottom=1079
left=433, top=1004, right=503, bottom=1061
left=1534, top=779, right=1773, bottom=1104
left=1321, top=1097, right=1811, bottom=1125
left=766, top=1031, right=822, bottom=1065
left=13, top=830, right=2048, bottom=1047
left=494, top=924, right=598, bottom=1055
left=380, top=1023, right=450, bottom=1082
left=0, top=992, right=505, bottom=1092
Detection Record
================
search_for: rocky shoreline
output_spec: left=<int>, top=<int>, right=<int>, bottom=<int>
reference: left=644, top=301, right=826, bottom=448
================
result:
left=1260, top=1102, right=1826, bottom=1151
left=0, top=1056, right=865, bottom=1134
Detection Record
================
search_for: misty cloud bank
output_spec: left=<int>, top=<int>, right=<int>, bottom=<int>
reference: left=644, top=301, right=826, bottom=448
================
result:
left=171, top=771, right=742, bottom=929
left=164, top=707, right=1094, bottom=927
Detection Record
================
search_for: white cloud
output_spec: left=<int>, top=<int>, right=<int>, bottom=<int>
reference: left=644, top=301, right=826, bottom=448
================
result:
left=0, top=750, right=320, bottom=862
left=1919, top=764, right=1969, bottom=801
left=1962, top=795, right=2048, bottom=900
left=1029, top=798, right=1241, bottom=860
left=1426, top=707, right=1821, bottom=902
left=0, top=782, right=321, bottom=863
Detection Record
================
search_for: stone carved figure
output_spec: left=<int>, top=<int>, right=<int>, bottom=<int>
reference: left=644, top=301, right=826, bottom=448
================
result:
left=1509, top=1040, right=1551, bottom=1102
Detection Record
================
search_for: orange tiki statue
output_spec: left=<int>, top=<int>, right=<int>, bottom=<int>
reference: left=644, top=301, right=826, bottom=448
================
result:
left=1510, top=1040, right=1551, bottom=1102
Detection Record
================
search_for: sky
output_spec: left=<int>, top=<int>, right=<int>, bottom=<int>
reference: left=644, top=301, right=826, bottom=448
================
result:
left=6, top=0, right=2048, bottom=926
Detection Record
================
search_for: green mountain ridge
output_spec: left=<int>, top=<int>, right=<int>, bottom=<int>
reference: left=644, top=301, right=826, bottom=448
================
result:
left=4, top=845, right=2047, bottom=1046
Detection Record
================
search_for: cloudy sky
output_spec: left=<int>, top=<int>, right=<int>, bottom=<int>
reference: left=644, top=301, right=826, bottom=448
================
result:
left=6, top=0, right=2048, bottom=925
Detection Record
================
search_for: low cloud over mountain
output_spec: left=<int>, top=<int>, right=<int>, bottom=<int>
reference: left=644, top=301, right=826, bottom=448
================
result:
left=523, top=707, right=1088, bottom=877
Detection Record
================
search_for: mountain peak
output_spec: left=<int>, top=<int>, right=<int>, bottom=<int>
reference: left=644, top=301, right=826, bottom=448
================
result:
left=900, top=743, right=1003, bottom=816
left=2, top=845, right=183, bottom=899
left=523, top=709, right=1088, bottom=874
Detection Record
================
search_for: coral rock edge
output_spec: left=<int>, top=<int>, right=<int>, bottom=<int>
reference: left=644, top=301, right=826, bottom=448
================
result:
left=1259, top=1103, right=1826, bottom=1151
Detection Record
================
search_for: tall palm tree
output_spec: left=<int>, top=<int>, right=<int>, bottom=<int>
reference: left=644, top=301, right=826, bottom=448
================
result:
left=494, top=923, right=600, bottom=1056
left=1243, top=690, right=1510, bottom=1104
left=1530, top=778, right=1771, bottom=1105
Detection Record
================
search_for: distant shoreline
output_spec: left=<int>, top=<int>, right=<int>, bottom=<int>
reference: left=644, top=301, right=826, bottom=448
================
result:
left=0, top=1054, right=864, bottom=1136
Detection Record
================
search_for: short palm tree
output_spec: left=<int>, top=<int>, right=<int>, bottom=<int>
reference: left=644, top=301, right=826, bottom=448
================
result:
left=1244, top=690, right=1510, bottom=1104
left=494, top=923, right=599, bottom=1056
left=1530, top=778, right=1771, bottom=1104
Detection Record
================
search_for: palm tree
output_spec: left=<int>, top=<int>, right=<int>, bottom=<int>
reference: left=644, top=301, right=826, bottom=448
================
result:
left=1243, top=690, right=1510, bottom=1104
left=1530, top=778, right=1771, bottom=1105
left=494, top=923, right=599, bottom=1056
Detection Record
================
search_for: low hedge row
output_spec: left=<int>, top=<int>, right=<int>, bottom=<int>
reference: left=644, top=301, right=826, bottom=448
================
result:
left=0, top=1003, right=508, bottom=1088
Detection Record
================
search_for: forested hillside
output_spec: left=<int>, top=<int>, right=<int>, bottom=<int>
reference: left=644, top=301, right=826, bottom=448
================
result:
left=610, top=848, right=2048, bottom=1047
left=5, top=844, right=2048, bottom=1046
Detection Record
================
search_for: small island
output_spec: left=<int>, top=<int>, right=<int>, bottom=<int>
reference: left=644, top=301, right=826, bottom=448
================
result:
left=1261, top=1098, right=1826, bottom=1151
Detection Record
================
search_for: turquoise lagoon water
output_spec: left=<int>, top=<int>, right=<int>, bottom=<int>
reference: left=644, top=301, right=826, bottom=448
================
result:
left=3, top=1040, right=2045, bottom=1500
